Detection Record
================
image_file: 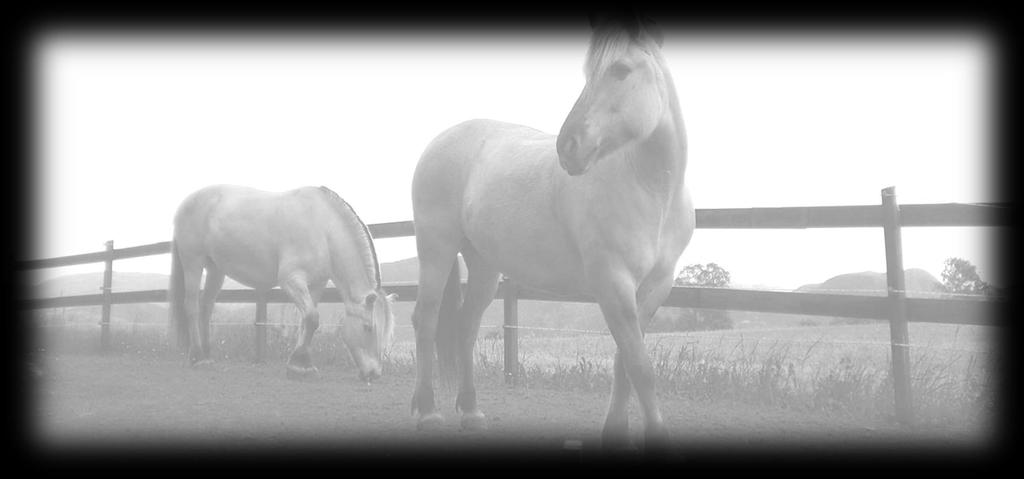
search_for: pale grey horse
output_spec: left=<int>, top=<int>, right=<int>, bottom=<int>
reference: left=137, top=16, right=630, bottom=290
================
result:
left=169, top=184, right=396, bottom=381
left=409, top=13, right=694, bottom=453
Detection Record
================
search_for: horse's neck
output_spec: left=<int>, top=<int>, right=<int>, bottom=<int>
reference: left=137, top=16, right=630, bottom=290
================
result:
left=329, top=226, right=379, bottom=302
left=619, top=111, right=686, bottom=203
left=621, top=58, right=687, bottom=200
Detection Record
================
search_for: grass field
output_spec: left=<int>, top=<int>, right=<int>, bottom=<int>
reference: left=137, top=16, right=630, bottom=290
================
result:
left=31, top=299, right=997, bottom=435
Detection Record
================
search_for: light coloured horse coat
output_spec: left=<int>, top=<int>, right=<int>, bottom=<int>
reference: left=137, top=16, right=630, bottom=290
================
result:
left=409, top=13, right=693, bottom=453
left=169, top=184, right=396, bottom=381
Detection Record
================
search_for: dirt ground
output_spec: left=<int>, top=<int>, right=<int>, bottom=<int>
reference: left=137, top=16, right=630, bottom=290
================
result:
left=27, top=352, right=992, bottom=467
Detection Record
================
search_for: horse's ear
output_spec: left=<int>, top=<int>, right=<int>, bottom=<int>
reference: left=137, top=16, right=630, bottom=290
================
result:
left=642, top=16, right=663, bottom=47
left=589, top=9, right=661, bottom=47
left=589, top=10, right=630, bottom=32
left=386, top=292, right=398, bottom=303
left=626, top=13, right=662, bottom=46
left=624, top=14, right=642, bottom=41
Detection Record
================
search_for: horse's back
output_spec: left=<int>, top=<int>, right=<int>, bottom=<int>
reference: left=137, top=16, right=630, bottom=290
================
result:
left=172, top=184, right=333, bottom=288
left=413, top=119, right=551, bottom=203
left=175, top=184, right=302, bottom=235
left=175, top=184, right=326, bottom=223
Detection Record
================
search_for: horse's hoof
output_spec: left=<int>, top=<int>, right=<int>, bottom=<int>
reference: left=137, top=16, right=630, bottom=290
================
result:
left=286, top=364, right=320, bottom=381
left=460, top=410, right=487, bottom=431
left=643, top=430, right=672, bottom=460
left=417, top=413, right=444, bottom=431
left=601, top=434, right=637, bottom=453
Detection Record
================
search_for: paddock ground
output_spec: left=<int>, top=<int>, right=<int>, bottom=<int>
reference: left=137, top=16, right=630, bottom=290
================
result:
left=26, top=350, right=994, bottom=466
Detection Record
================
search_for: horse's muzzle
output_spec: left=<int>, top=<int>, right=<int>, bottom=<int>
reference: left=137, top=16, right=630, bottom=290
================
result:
left=558, top=154, right=592, bottom=176
left=556, top=133, right=595, bottom=176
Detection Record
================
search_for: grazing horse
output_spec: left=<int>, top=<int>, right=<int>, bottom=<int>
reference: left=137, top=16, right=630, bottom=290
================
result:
left=409, top=13, right=694, bottom=452
left=169, top=184, right=396, bottom=381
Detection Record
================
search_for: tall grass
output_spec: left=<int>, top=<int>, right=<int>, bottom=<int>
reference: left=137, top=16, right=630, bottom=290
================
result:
left=461, top=331, right=995, bottom=429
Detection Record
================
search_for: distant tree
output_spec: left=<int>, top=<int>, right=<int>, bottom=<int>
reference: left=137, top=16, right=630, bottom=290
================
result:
left=941, top=257, right=991, bottom=296
left=651, top=263, right=733, bottom=332
left=674, top=262, right=731, bottom=288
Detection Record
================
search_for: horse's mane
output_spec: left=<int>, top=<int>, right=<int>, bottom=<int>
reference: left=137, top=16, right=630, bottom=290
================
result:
left=318, top=186, right=382, bottom=289
left=584, top=13, right=663, bottom=78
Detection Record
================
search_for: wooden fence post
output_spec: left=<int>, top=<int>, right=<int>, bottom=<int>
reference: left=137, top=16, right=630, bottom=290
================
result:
left=502, top=277, right=520, bottom=386
left=881, top=186, right=913, bottom=426
left=255, top=293, right=267, bottom=364
left=100, top=240, right=113, bottom=352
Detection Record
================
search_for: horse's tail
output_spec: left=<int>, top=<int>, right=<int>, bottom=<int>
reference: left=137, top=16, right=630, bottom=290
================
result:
left=434, top=258, right=463, bottom=389
left=167, top=241, right=189, bottom=351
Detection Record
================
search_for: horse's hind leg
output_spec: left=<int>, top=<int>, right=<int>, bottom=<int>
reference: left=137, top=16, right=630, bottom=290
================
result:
left=282, top=273, right=321, bottom=380
left=410, top=233, right=461, bottom=430
left=199, top=263, right=225, bottom=361
left=179, top=257, right=208, bottom=367
left=454, top=245, right=500, bottom=431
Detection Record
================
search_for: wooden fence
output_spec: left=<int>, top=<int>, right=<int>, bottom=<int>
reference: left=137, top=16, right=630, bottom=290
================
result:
left=20, top=187, right=1007, bottom=426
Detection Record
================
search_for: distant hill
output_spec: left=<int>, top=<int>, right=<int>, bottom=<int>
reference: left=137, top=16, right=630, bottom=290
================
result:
left=31, top=271, right=246, bottom=298
left=379, top=256, right=466, bottom=284
left=795, top=268, right=946, bottom=297
left=30, top=256, right=445, bottom=299
left=28, top=260, right=950, bottom=330
left=31, top=272, right=231, bottom=325
left=25, top=256, right=951, bottom=302
left=380, top=257, right=420, bottom=283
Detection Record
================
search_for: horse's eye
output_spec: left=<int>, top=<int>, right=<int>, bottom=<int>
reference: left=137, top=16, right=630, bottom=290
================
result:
left=363, top=323, right=373, bottom=333
left=608, top=62, right=631, bottom=81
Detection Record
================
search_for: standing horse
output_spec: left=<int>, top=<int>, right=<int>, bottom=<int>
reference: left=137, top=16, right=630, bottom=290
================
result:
left=409, top=14, right=694, bottom=452
left=169, top=184, right=396, bottom=381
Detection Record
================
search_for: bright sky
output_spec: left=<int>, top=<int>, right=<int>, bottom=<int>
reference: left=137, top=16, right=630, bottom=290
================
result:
left=30, top=26, right=1000, bottom=291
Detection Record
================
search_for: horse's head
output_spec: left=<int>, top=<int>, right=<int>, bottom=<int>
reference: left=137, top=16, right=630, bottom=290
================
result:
left=556, top=12, right=667, bottom=176
left=341, top=289, right=397, bottom=382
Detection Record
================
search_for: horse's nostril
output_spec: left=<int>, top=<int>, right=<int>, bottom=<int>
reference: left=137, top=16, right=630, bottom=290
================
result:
left=557, top=133, right=577, bottom=157
left=565, top=136, right=578, bottom=155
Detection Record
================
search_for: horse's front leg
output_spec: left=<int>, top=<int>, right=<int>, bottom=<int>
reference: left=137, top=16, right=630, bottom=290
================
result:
left=632, top=266, right=678, bottom=454
left=591, top=266, right=670, bottom=455
left=603, top=349, right=633, bottom=450
left=282, top=274, right=321, bottom=380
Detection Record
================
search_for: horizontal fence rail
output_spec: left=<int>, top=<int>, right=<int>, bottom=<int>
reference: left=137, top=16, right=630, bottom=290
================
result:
left=21, top=195, right=1006, bottom=427
left=20, top=202, right=1005, bottom=272
left=694, top=202, right=1008, bottom=229
left=23, top=282, right=999, bottom=328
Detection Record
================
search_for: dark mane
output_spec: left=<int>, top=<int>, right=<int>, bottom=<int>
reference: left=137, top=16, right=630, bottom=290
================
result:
left=318, top=185, right=381, bottom=289
left=585, top=11, right=663, bottom=78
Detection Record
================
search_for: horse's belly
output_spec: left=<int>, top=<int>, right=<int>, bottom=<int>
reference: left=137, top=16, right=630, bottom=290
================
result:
left=202, top=221, right=285, bottom=290
left=471, top=240, right=584, bottom=295
left=208, top=249, right=279, bottom=290
left=462, top=198, right=584, bottom=295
